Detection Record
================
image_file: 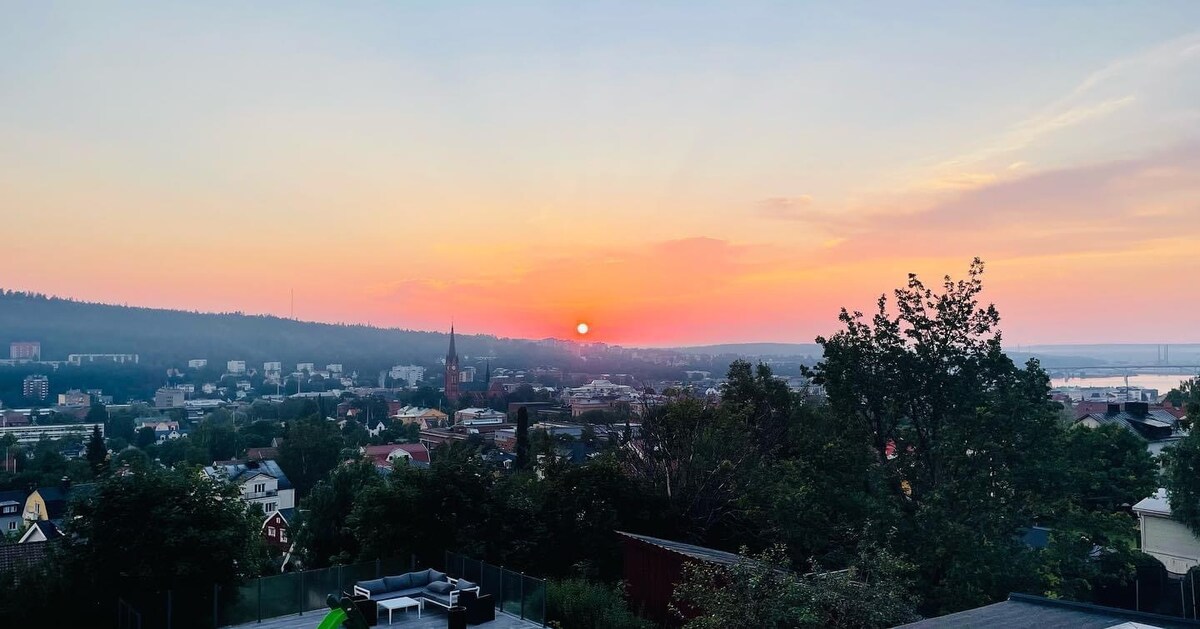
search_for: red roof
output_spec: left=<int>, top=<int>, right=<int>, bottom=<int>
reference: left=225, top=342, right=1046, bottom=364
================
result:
left=362, top=443, right=430, bottom=465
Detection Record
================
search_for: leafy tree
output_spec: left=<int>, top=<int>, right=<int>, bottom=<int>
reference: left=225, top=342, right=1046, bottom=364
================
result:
left=85, top=424, right=107, bottom=474
left=1162, top=430, right=1200, bottom=534
left=192, top=414, right=240, bottom=463
left=105, top=409, right=136, bottom=442
left=60, top=467, right=268, bottom=618
left=1165, top=377, right=1200, bottom=429
left=294, top=459, right=384, bottom=567
left=278, top=416, right=344, bottom=497
left=516, top=406, right=531, bottom=471
left=84, top=402, right=108, bottom=425
left=1062, top=423, right=1157, bottom=512
left=546, top=579, right=651, bottom=629
left=810, top=259, right=1063, bottom=614
left=671, top=544, right=917, bottom=629
left=135, top=426, right=157, bottom=449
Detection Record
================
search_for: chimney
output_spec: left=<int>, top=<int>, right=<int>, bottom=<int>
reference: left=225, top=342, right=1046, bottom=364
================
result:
left=1107, top=403, right=1121, bottom=415
left=1125, top=402, right=1149, bottom=417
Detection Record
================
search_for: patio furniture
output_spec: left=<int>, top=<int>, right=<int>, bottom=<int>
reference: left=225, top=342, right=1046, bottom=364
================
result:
left=447, top=605, right=467, bottom=629
left=353, top=569, right=481, bottom=613
left=377, top=596, right=422, bottom=624
left=457, top=590, right=495, bottom=625
left=342, top=591, right=379, bottom=627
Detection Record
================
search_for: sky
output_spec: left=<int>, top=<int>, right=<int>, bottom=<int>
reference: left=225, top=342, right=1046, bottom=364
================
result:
left=2, top=1, right=1199, bottom=346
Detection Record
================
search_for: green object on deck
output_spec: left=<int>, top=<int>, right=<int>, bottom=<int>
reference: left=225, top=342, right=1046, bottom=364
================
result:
left=319, top=592, right=370, bottom=629
left=316, top=608, right=347, bottom=629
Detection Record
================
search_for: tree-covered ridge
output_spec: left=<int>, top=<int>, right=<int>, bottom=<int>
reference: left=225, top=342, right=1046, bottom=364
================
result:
left=0, top=290, right=674, bottom=374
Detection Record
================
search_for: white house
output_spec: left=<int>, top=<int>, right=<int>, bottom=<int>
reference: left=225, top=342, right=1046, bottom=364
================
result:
left=227, top=360, right=247, bottom=375
left=454, top=407, right=507, bottom=426
left=1133, top=488, right=1200, bottom=576
left=201, top=460, right=296, bottom=515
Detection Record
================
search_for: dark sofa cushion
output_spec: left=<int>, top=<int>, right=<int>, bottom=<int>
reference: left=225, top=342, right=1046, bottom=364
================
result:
left=384, top=574, right=412, bottom=591
left=426, top=581, right=454, bottom=595
left=357, top=578, right=388, bottom=596
left=409, top=569, right=431, bottom=587
left=429, top=569, right=447, bottom=583
left=455, top=579, right=477, bottom=591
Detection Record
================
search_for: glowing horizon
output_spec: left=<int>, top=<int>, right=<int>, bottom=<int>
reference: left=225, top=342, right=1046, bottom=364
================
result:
left=2, top=3, right=1199, bottom=346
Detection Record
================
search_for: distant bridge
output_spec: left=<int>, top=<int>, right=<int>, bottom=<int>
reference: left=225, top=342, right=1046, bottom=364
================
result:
left=1047, top=365, right=1200, bottom=371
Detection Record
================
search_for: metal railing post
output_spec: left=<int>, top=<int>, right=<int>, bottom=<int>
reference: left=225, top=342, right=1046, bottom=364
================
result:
left=257, top=578, right=263, bottom=623
left=299, top=570, right=305, bottom=615
left=520, top=573, right=525, bottom=620
left=213, top=584, right=220, bottom=629
left=167, top=590, right=173, bottom=629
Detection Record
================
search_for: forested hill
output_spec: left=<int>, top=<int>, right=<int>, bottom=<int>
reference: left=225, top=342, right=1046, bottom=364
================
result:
left=0, top=291, right=577, bottom=371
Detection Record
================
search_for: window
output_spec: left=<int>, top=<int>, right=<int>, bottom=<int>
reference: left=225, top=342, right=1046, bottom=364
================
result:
left=279, top=529, right=287, bottom=543
left=264, top=502, right=276, bottom=513
left=253, top=483, right=265, bottom=493
left=267, top=526, right=276, bottom=536
left=7, top=521, right=14, bottom=531
left=2, top=506, right=16, bottom=514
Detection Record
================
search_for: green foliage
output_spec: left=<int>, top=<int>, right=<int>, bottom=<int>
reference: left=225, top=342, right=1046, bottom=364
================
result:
left=516, top=406, right=531, bottom=471
left=86, top=424, right=108, bottom=474
left=1162, top=430, right=1200, bottom=535
left=671, top=544, right=918, bottom=629
left=546, top=579, right=651, bottom=629
left=1061, top=423, right=1157, bottom=512
left=294, top=459, right=384, bottom=567
left=278, top=416, right=342, bottom=497
left=64, top=467, right=267, bottom=587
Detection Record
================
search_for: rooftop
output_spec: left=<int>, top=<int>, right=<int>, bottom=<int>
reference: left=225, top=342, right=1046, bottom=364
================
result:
left=897, top=593, right=1200, bottom=628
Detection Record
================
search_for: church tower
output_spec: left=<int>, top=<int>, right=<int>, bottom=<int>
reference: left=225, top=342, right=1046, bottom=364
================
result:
left=444, top=325, right=460, bottom=402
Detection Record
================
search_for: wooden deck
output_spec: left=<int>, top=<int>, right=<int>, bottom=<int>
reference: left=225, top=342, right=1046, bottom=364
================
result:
left=226, top=606, right=543, bottom=629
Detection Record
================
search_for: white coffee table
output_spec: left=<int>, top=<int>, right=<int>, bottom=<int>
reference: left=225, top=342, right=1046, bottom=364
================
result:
left=378, top=596, right=422, bottom=624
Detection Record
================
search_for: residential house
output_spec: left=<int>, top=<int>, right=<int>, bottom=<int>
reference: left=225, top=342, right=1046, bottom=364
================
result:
left=18, top=520, right=61, bottom=544
left=57, top=389, right=91, bottom=407
left=245, top=447, right=279, bottom=461
left=392, top=406, right=448, bottom=429
left=23, top=483, right=89, bottom=526
left=200, top=459, right=296, bottom=516
left=261, top=509, right=295, bottom=552
left=360, top=443, right=431, bottom=470
left=897, top=592, right=1200, bottom=628
left=1133, top=488, right=1200, bottom=576
left=365, top=420, right=388, bottom=438
left=136, top=419, right=183, bottom=444
left=617, top=531, right=754, bottom=627
left=1076, top=401, right=1184, bottom=456
left=154, top=387, right=186, bottom=409
left=0, top=490, right=27, bottom=536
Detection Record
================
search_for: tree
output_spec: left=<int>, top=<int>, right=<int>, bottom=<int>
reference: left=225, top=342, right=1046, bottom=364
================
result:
left=515, top=406, right=531, bottom=471
left=84, top=402, right=108, bottom=425
left=810, top=259, right=1064, bottom=614
left=278, top=416, right=342, bottom=497
left=1062, top=423, right=1157, bottom=513
left=1162, top=430, right=1200, bottom=534
left=85, top=424, right=107, bottom=475
left=135, top=426, right=156, bottom=449
left=671, top=544, right=917, bottom=629
left=294, top=459, right=384, bottom=567
left=546, top=579, right=651, bottom=629
left=1165, top=377, right=1200, bottom=429
left=60, top=467, right=268, bottom=619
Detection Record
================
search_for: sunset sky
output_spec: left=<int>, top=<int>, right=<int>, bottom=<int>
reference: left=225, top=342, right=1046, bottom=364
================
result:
left=3, top=2, right=1199, bottom=346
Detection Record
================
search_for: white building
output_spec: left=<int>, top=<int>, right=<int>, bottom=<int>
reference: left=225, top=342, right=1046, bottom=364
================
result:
left=264, top=361, right=282, bottom=373
left=188, top=359, right=208, bottom=369
left=297, top=362, right=315, bottom=373
left=1133, top=489, right=1200, bottom=576
left=227, top=360, right=247, bottom=375
left=326, top=364, right=343, bottom=374
left=454, top=407, right=507, bottom=426
left=389, top=365, right=425, bottom=387
left=0, top=423, right=103, bottom=445
left=154, top=387, right=186, bottom=409
left=201, top=460, right=296, bottom=515
left=67, top=353, right=138, bottom=366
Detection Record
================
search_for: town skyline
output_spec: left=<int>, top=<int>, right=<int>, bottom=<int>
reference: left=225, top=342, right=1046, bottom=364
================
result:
left=4, top=3, right=1200, bottom=345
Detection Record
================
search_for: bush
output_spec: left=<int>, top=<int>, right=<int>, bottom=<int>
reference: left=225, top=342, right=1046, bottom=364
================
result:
left=546, top=578, right=650, bottom=629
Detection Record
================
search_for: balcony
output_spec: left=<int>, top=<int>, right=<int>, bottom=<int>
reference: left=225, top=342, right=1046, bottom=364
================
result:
left=243, top=489, right=278, bottom=500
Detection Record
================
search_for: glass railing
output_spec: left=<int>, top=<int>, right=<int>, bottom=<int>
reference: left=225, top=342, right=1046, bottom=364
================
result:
left=445, top=551, right=547, bottom=626
left=113, top=554, right=547, bottom=628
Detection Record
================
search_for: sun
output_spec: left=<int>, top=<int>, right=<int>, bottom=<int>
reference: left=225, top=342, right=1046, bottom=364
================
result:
left=576, top=322, right=590, bottom=335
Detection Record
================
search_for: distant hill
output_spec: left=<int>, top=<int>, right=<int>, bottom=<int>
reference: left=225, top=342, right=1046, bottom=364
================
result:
left=672, top=343, right=822, bottom=359
left=0, top=291, right=579, bottom=373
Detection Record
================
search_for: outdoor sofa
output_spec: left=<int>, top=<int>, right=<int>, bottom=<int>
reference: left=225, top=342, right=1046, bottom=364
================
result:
left=354, top=568, right=481, bottom=611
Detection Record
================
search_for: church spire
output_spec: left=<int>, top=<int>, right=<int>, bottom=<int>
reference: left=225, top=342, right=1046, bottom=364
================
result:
left=446, top=324, right=457, bottom=363
left=444, top=324, right=460, bottom=402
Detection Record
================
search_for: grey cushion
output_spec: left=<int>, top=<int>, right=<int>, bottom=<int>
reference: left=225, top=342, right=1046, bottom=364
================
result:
left=455, top=579, right=477, bottom=591
left=384, top=574, right=412, bottom=590
left=426, top=581, right=454, bottom=595
left=411, top=569, right=432, bottom=587
left=357, top=578, right=388, bottom=595
left=428, top=569, right=447, bottom=583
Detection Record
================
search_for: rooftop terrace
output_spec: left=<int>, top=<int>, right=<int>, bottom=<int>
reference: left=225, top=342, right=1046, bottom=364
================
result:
left=229, top=607, right=541, bottom=629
